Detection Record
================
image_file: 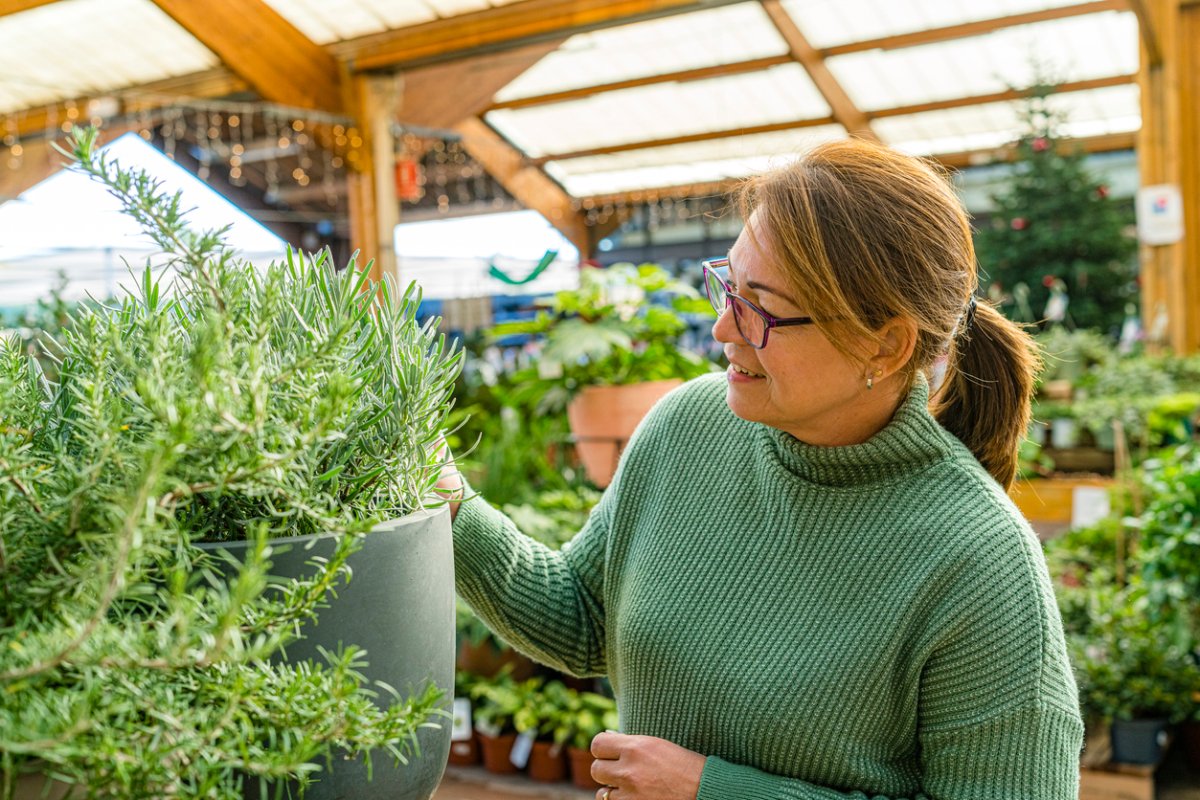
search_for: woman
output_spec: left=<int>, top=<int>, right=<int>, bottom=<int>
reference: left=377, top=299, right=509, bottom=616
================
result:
left=437, top=139, right=1083, bottom=800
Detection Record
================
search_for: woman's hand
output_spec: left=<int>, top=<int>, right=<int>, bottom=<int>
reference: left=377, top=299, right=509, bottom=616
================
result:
left=590, top=732, right=706, bottom=800
left=431, top=436, right=464, bottom=520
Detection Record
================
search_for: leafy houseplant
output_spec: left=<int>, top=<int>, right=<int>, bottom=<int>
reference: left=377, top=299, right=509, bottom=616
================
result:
left=0, top=128, right=462, bottom=799
left=490, top=263, right=714, bottom=486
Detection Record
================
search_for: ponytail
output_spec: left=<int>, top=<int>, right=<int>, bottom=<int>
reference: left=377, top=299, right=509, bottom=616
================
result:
left=930, top=301, right=1041, bottom=489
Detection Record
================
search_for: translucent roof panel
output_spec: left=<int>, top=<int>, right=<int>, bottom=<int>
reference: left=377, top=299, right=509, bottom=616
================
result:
left=495, top=4, right=789, bottom=102
left=544, top=126, right=848, bottom=197
left=0, top=0, right=219, bottom=115
left=264, top=0, right=528, bottom=44
left=827, top=11, right=1137, bottom=112
left=785, top=0, right=1091, bottom=50
left=486, top=65, right=831, bottom=159
left=874, top=84, right=1141, bottom=156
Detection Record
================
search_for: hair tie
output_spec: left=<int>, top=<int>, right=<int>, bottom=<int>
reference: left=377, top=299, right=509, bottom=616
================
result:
left=960, top=296, right=978, bottom=338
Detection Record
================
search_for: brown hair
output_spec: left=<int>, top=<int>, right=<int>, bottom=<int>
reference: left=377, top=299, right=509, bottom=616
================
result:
left=738, top=138, right=1040, bottom=489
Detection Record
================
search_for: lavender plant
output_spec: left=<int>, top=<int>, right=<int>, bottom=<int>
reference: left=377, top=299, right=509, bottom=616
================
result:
left=0, top=127, right=462, bottom=798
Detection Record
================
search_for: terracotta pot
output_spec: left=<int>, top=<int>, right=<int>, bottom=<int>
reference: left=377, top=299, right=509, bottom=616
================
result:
left=456, top=639, right=537, bottom=681
left=567, top=745, right=603, bottom=791
left=567, top=380, right=681, bottom=487
left=527, top=741, right=567, bottom=782
left=447, top=733, right=480, bottom=767
left=478, top=732, right=519, bottom=775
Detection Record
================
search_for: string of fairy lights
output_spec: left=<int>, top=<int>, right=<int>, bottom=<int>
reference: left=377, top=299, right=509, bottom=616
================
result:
left=3, top=96, right=731, bottom=233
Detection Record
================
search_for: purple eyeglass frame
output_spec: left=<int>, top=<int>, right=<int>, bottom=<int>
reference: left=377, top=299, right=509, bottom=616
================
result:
left=701, top=258, right=815, bottom=349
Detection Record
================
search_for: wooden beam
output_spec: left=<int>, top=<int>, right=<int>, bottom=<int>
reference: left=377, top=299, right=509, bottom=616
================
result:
left=530, top=76, right=1134, bottom=165
left=344, top=0, right=744, bottom=71
left=0, top=124, right=135, bottom=205
left=572, top=131, right=1137, bottom=205
left=531, top=116, right=838, bottom=165
left=148, top=0, right=343, bottom=112
left=8, top=69, right=247, bottom=140
left=1127, top=0, right=1165, bottom=66
left=932, top=130, right=1136, bottom=170
left=760, top=0, right=877, bottom=141
left=345, top=74, right=400, bottom=284
left=821, top=0, right=1127, bottom=57
left=398, top=40, right=561, bottom=129
left=0, top=0, right=58, bottom=17
left=454, top=117, right=592, bottom=257
left=870, top=73, right=1137, bottom=119
left=487, top=55, right=793, bottom=111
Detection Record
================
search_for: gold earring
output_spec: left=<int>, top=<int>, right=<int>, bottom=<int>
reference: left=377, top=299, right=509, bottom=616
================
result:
left=866, top=368, right=882, bottom=390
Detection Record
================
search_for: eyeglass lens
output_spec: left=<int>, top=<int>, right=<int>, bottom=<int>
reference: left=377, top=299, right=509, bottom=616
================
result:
left=705, top=266, right=765, bottom=348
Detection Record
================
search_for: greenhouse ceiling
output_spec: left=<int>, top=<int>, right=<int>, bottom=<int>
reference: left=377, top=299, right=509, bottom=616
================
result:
left=0, top=0, right=1146, bottom=207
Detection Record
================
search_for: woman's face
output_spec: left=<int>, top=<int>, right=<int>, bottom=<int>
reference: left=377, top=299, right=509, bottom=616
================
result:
left=712, top=220, right=889, bottom=446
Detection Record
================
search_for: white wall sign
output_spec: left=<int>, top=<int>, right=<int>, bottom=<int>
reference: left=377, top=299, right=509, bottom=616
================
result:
left=1136, top=184, right=1185, bottom=245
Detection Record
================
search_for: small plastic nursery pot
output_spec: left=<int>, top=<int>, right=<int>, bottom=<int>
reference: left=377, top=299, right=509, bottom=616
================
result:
left=1110, top=718, right=1170, bottom=765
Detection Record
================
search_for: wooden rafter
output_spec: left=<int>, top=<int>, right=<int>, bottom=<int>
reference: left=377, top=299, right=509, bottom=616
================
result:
left=531, top=74, right=1136, bottom=164
left=343, top=0, right=745, bottom=71
left=530, top=116, right=837, bottom=165
left=821, top=0, right=1126, bottom=57
left=760, top=0, right=877, bottom=141
left=7, top=69, right=248, bottom=140
left=870, top=73, right=1137, bottom=119
left=148, top=0, right=343, bottom=112
left=577, top=130, right=1139, bottom=205
left=1126, top=0, right=1164, bottom=66
left=0, top=0, right=58, bottom=17
left=454, top=117, right=592, bottom=257
left=488, top=54, right=794, bottom=111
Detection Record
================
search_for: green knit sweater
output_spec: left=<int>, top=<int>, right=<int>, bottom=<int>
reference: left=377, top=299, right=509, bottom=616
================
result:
left=453, top=374, right=1084, bottom=800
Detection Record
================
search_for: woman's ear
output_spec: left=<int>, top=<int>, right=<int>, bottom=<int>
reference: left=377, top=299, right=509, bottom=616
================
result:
left=870, top=317, right=918, bottom=379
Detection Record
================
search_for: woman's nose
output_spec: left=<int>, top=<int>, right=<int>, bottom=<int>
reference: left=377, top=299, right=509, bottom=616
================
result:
left=711, top=302, right=739, bottom=344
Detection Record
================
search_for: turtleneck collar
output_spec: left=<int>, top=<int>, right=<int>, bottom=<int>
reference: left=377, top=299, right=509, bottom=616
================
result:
left=758, top=378, right=960, bottom=488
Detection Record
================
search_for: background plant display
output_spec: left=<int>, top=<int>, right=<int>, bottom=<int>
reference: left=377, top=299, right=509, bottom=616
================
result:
left=976, top=82, right=1137, bottom=334
left=0, top=128, right=460, bottom=798
left=1045, top=444, right=1200, bottom=735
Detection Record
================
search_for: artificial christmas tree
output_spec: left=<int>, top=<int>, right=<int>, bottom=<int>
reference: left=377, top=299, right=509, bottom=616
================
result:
left=976, top=83, right=1137, bottom=333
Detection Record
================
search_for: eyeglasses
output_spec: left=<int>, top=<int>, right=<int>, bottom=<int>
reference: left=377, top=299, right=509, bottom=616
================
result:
left=701, top=258, right=815, bottom=349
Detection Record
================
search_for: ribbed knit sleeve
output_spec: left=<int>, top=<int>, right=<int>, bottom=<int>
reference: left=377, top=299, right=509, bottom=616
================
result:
left=452, top=481, right=613, bottom=677
left=698, top=703, right=1082, bottom=800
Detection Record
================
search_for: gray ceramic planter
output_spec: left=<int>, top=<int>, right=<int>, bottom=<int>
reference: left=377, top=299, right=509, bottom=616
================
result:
left=197, top=505, right=454, bottom=800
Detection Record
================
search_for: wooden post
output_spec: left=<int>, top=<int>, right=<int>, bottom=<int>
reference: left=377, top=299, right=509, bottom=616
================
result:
left=346, top=73, right=400, bottom=284
left=1138, top=0, right=1200, bottom=353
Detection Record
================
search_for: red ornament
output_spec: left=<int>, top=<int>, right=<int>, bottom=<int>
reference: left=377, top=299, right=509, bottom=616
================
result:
left=394, top=158, right=423, bottom=202
left=1096, top=185, right=1110, bottom=199
left=1031, top=137, right=1049, bottom=152
left=1042, top=275, right=1057, bottom=288
left=1011, top=217, right=1028, bottom=230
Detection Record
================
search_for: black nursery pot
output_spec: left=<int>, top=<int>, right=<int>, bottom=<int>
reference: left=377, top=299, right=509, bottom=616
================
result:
left=1110, top=717, right=1170, bottom=765
left=198, top=506, right=455, bottom=800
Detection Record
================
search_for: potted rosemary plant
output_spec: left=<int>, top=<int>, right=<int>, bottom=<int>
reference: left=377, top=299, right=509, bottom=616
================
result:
left=0, top=128, right=461, bottom=800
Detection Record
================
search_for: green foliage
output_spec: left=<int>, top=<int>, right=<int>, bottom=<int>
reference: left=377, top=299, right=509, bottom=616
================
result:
left=1134, top=446, right=1200, bottom=644
left=489, top=263, right=714, bottom=415
left=977, top=82, right=1137, bottom=333
left=0, top=127, right=461, bottom=798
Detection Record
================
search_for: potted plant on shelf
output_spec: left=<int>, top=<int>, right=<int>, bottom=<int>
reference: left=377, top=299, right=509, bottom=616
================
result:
left=489, top=263, right=714, bottom=487
left=515, top=680, right=573, bottom=782
left=0, top=128, right=461, bottom=800
left=471, top=675, right=534, bottom=774
left=1072, top=585, right=1197, bottom=765
left=564, top=691, right=620, bottom=790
